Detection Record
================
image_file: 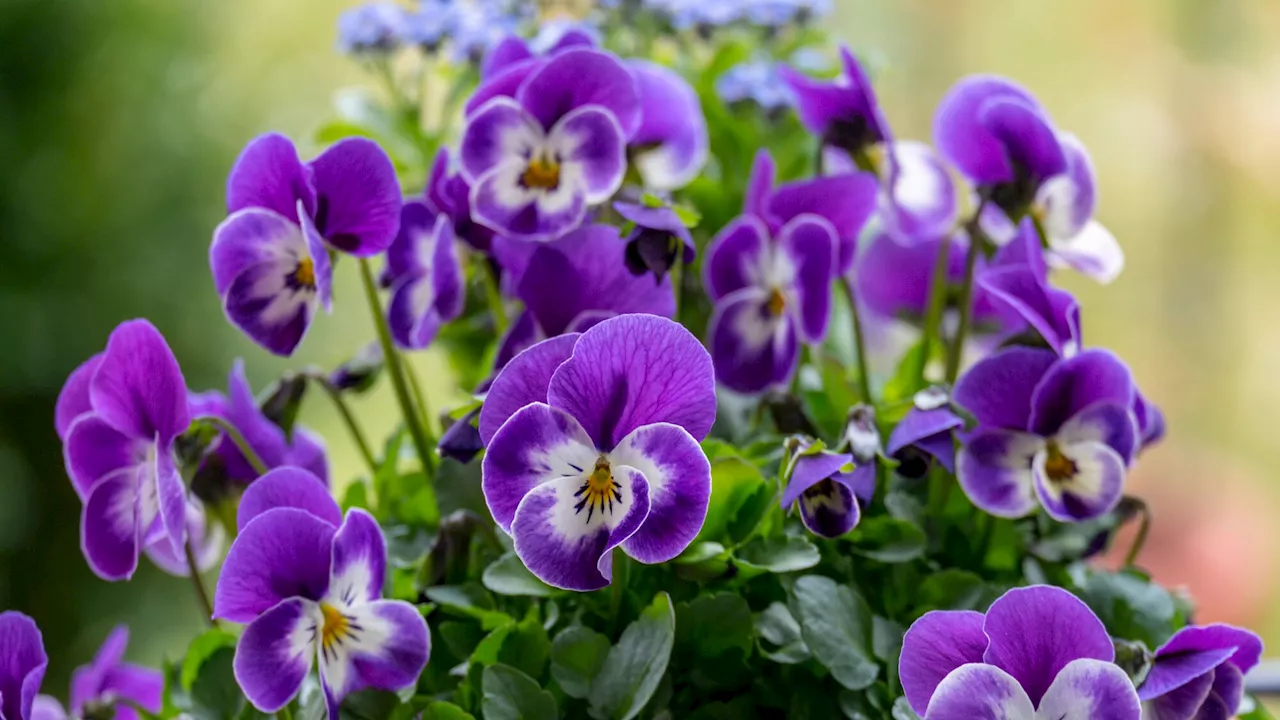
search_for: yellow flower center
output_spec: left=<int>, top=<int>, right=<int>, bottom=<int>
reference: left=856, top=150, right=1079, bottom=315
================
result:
left=294, top=257, right=316, bottom=288
left=766, top=287, right=787, bottom=317
left=523, top=154, right=561, bottom=190
left=574, top=456, right=622, bottom=523
left=319, top=603, right=350, bottom=649
left=1043, top=442, right=1078, bottom=483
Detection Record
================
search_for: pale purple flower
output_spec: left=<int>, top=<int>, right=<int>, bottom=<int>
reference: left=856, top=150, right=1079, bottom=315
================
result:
left=1138, top=624, right=1262, bottom=719
left=213, top=468, right=429, bottom=718
left=64, top=627, right=163, bottom=720
left=479, top=315, right=715, bottom=591
left=780, top=442, right=874, bottom=538
left=716, top=60, right=793, bottom=113
left=383, top=204, right=466, bottom=350
left=978, top=220, right=1083, bottom=358
left=480, top=25, right=597, bottom=79
left=336, top=3, right=406, bottom=55
left=899, top=585, right=1140, bottom=718
left=211, top=134, right=401, bottom=355
left=628, top=60, right=709, bottom=190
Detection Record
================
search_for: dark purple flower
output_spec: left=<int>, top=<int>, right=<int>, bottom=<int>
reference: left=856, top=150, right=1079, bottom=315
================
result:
left=781, top=45, right=890, bottom=162
left=58, top=320, right=190, bottom=580
left=614, top=200, right=695, bottom=281
left=0, top=612, right=49, bottom=720
left=329, top=342, right=384, bottom=393
left=899, top=585, right=1140, bottom=718
left=886, top=387, right=963, bottom=478
left=479, top=315, right=716, bottom=591
left=214, top=468, right=429, bottom=718
left=384, top=206, right=466, bottom=350
left=1138, top=624, right=1262, bottom=719
left=67, top=627, right=162, bottom=720
left=190, top=359, right=329, bottom=485
left=628, top=60, right=709, bottom=190
left=459, top=49, right=640, bottom=241
left=953, top=346, right=1138, bottom=522
left=1133, top=390, right=1165, bottom=452
left=780, top=442, right=874, bottom=538
left=211, top=134, right=400, bottom=355
left=438, top=407, right=484, bottom=464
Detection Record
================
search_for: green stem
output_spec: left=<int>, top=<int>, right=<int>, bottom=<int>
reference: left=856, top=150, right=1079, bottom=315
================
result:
left=841, top=278, right=874, bottom=403
left=670, top=260, right=684, bottom=322
left=197, top=415, right=267, bottom=476
left=308, top=372, right=378, bottom=474
left=403, top=356, right=440, bottom=440
left=358, top=258, right=438, bottom=479
left=919, top=233, right=954, bottom=385
left=184, top=540, right=217, bottom=628
left=944, top=205, right=989, bottom=384
left=277, top=703, right=294, bottom=720
left=609, top=548, right=629, bottom=635
left=1124, top=499, right=1153, bottom=567
left=478, top=259, right=509, bottom=334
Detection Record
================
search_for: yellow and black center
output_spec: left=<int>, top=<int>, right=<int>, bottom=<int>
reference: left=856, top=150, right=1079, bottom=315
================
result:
left=1043, top=442, right=1078, bottom=483
left=522, top=154, right=561, bottom=190
left=319, top=603, right=352, bottom=652
left=294, top=257, right=316, bottom=289
left=766, top=287, right=787, bottom=316
left=574, top=456, right=622, bottom=523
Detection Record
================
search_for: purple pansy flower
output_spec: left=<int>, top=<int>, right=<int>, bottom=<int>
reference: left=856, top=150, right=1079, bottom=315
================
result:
left=0, top=612, right=52, bottom=720
left=781, top=45, right=890, bottom=164
left=614, top=201, right=695, bottom=282
left=481, top=25, right=597, bottom=79
left=189, top=359, right=329, bottom=485
left=213, top=468, right=430, bottom=718
left=1138, top=624, right=1262, bottom=719
left=824, top=140, right=960, bottom=244
left=627, top=60, right=709, bottom=190
left=58, top=320, right=190, bottom=581
left=886, top=387, right=964, bottom=478
left=953, top=346, right=1137, bottom=522
left=780, top=442, right=875, bottom=538
left=856, top=228, right=1003, bottom=330
left=58, top=627, right=163, bottom=720
left=383, top=205, right=466, bottom=350
left=383, top=149, right=494, bottom=257
left=211, top=133, right=400, bottom=355
left=978, top=220, right=1083, bottom=358
left=479, top=314, right=715, bottom=591
left=899, top=585, right=1140, bottom=719
left=459, top=49, right=640, bottom=241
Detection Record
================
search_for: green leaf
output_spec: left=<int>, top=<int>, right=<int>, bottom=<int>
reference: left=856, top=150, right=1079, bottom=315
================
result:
left=851, top=517, right=927, bottom=563
left=673, top=203, right=702, bottom=228
left=180, top=629, right=238, bottom=691
left=881, top=339, right=929, bottom=408
left=435, top=457, right=488, bottom=517
left=737, top=536, right=821, bottom=574
left=342, top=480, right=371, bottom=512
left=789, top=575, right=878, bottom=691
left=482, top=553, right=557, bottom=597
left=419, top=701, right=475, bottom=720
left=481, top=664, right=558, bottom=720
left=341, top=689, right=402, bottom=720
left=916, top=570, right=987, bottom=614
left=550, top=626, right=612, bottom=699
left=697, top=457, right=767, bottom=542
left=188, top=647, right=243, bottom=720
left=871, top=616, right=905, bottom=663
left=756, top=602, right=809, bottom=664
left=472, top=623, right=514, bottom=667
left=588, top=592, right=676, bottom=720
left=1076, top=568, right=1181, bottom=648
left=498, top=610, right=551, bottom=680
left=892, top=697, right=923, bottom=720
left=425, top=584, right=511, bottom=629
left=726, top=481, right=775, bottom=544
left=675, top=593, right=753, bottom=658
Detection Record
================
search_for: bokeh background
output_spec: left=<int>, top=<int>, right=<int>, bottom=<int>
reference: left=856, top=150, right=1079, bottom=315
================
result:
left=3, top=0, right=1279, bottom=698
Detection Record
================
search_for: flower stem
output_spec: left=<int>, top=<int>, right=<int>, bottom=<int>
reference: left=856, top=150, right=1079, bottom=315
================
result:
left=277, top=704, right=294, bottom=720
left=307, top=371, right=378, bottom=474
left=403, top=356, right=440, bottom=439
left=608, top=548, right=629, bottom=635
left=670, top=260, right=684, bottom=322
left=944, top=204, right=989, bottom=384
left=358, top=258, right=438, bottom=478
left=196, top=415, right=267, bottom=476
left=1124, top=498, right=1153, bottom=567
left=184, top=540, right=216, bottom=628
left=478, top=260, right=509, bottom=335
left=919, top=233, right=954, bottom=385
left=841, top=278, right=874, bottom=403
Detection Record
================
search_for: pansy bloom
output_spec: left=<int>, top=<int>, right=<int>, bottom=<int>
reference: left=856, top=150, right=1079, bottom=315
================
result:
left=480, top=314, right=715, bottom=591
left=627, top=60, right=709, bottom=190
left=57, top=626, right=163, bottom=720
left=0, top=612, right=53, bottom=720
left=978, top=220, right=1083, bottom=358
left=211, top=133, right=401, bottom=355
left=781, top=45, right=890, bottom=166
left=1138, top=624, right=1262, bottom=719
left=953, top=346, right=1137, bottom=522
left=480, top=25, right=596, bottom=79
left=213, top=468, right=429, bottom=718
left=58, top=320, right=190, bottom=580
left=886, top=387, right=963, bottom=479
left=614, top=200, right=695, bottom=282
left=856, top=228, right=1002, bottom=331
left=780, top=441, right=874, bottom=538
left=459, top=49, right=640, bottom=241
left=383, top=206, right=465, bottom=350
left=899, top=585, right=1140, bottom=719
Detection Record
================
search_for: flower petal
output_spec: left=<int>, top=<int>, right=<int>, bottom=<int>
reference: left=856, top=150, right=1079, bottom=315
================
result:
left=899, top=610, right=989, bottom=716
left=30, top=696, right=65, bottom=720
left=1208, top=662, right=1245, bottom=716
left=1029, top=350, right=1134, bottom=437
left=465, top=58, right=541, bottom=116
left=480, top=334, right=581, bottom=446
left=55, top=354, right=103, bottom=441
left=317, top=600, right=430, bottom=712
left=744, top=149, right=776, bottom=219
left=1033, top=440, right=1125, bottom=522
left=709, top=288, right=799, bottom=395
left=144, top=499, right=225, bottom=577
left=548, top=314, right=717, bottom=448
left=881, top=140, right=959, bottom=243
left=1143, top=671, right=1213, bottom=720
left=459, top=98, right=544, bottom=182
left=953, top=347, right=1057, bottom=431
left=956, top=429, right=1043, bottom=518
left=1048, top=221, right=1124, bottom=285
left=237, top=467, right=341, bottom=532
left=470, top=160, right=586, bottom=241
left=1035, top=658, right=1140, bottom=720
left=308, top=137, right=401, bottom=256
left=98, top=664, right=163, bottom=720
left=383, top=200, right=438, bottom=288
left=233, top=598, right=318, bottom=713
left=90, top=320, right=189, bottom=443
left=924, top=663, right=1035, bottom=720
left=1142, top=625, right=1264, bottom=702
left=979, top=97, right=1067, bottom=184
left=328, top=509, right=387, bottom=607
left=516, top=48, right=641, bottom=137
left=549, top=106, right=626, bottom=202
left=798, top=475, right=860, bottom=538
left=1056, top=402, right=1138, bottom=466
left=981, top=585, right=1115, bottom=707
left=81, top=468, right=143, bottom=581
left=704, top=215, right=771, bottom=301
left=628, top=60, right=708, bottom=190
left=154, top=441, right=188, bottom=557
left=213, top=508, right=335, bottom=623
left=510, top=467, right=650, bottom=591
left=887, top=407, right=963, bottom=459
left=0, top=612, right=48, bottom=720
left=221, top=254, right=317, bottom=358
left=767, top=173, right=879, bottom=274
left=1037, top=133, right=1096, bottom=241
left=210, top=208, right=306, bottom=298
left=778, top=215, right=836, bottom=343
left=482, top=403, right=599, bottom=533
left=610, top=423, right=710, bottom=563
left=781, top=449, right=854, bottom=509
left=933, top=75, right=1046, bottom=185
left=226, top=133, right=315, bottom=221
left=979, top=264, right=1081, bottom=358
left=481, top=35, right=534, bottom=79
left=63, top=415, right=140, bottom=499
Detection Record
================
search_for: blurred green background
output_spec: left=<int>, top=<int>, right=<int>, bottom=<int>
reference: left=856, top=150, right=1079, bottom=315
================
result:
left=3, top=0, right=1279, bottom=697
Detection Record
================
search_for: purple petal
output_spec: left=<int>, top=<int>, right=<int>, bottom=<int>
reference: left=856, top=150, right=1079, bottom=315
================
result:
left=798, top=475, right=860, bottom=538
left=298, top=201, right=335, bottom=313
left=704, top=215, right=771, bottom=301
left=482, top=35, right=533, bottom=79
left=610, top=423, right=711, bottom=563
left=328, top=509, right=387, bottom=606
left=899, top=610, right=989, bottom=716
left=709, top=289, right=799, bottom=395
left=1209, top=662, right=1245, bottom=716
left=90, top=320, right=189, bottom=443
left=388, top=216, right=465, bottom=350
left=767, top=173, right=879, bottom=274
left=1142, top=625, right=1264, bottom=702
left=63, top=415, right=141, bottom=499
left=1057, top=402, right=1139, bottom=466
left=778, top=215, right=837, bottom=343
left=548, top=314, right=717, bottom=449
left=856, top=230, right=963, bottom=323
left=510, top=468, right=650, bottom=591
left=1048, top=221, right=1125, bottom=285
left=55, top=354, right=102, bottom=441
left=383, top=201, right=438, bottom=285
left=979, top=263, right=1081, bottom=357
left=81, top=468, right=143, bottom=581
left=308, top=137, right=402, bottom=256
left=1143, top=671, right=1214, bottom=720
left=781, top=45, right=888, bottom=142
left=237, top=467, right=341, bottom=532
left=479, top=334, right=581, bottom=446
left=781, top=449, right=854, bottom=509
left=144, top=500, right=225, bottom=577
left=628, top=60, right=708, bottom=190
left=213, top=508, right=335, bottom=623
left=470, top=160, right=587, bottom=242
left=317, top=600, right=430, bottom=705
left=0, top=612, right=48, bottom=720
left=459, top=98, right=543, bottom=182
left=551, top=106, right=626, bottom=202
left=923, top=663, right=1034, bottom=719
left=516, top=49, right=641, bottom=137
left=1036, top=658, right=1141, bottom=720
left=744, top=149, right=775, bottom=219
left=154, top=442, right=188, bottom=557
left=464, top=58, right=541, bottom=117
left=29, top=696, right=65, bottom=720
left=210, top=206, right=306, bottom=296
left=1029, top=350, right=1134, bottom=437
left=1037, top=133, right=1096, bottom=241
left=233, top=598, right=318, bottom=713
left=887, top=407, right=963, bottom=458
left=494, top=309, right=543, bottom=370
left=981, top=585, right=1115, bottom=707
left=979, top=97, right=1067, bottom=184
left=226, top=133, right=315, bottom=220
left=880, top=140, right=959, bottom=243
left=953, top=347, right=1058, bottom=431
left=933, top=75, right=1054, bottom=186
left=219, top=248, right=317, bottom=358
left=1033, top=440, right=1126, bottom=522
left=482, top=403, right=599, bottom=533
left=98, top=665, right=162, bottom=720
left=956, top=429, right=1043, bottom=518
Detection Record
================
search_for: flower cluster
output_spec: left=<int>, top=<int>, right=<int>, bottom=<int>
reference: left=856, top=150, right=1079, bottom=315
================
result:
left=11, top=3, right=1269, bottom=720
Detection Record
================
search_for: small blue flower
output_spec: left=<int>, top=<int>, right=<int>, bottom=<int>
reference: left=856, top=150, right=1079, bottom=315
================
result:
left=402, top=1, right=454, bottom=51
left=336, top=3, right=407, bottom=55
left=716, top=60, right=794, bottom=112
